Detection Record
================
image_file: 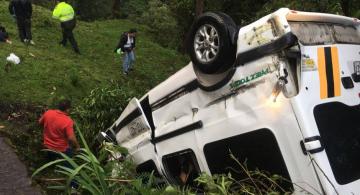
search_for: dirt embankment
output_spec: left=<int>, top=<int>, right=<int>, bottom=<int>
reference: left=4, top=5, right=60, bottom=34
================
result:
left=0, top=103, right=45, bottom=194
left=0, top=102, right=45, bottom=125
left=0, top=102, right=47, bottom=170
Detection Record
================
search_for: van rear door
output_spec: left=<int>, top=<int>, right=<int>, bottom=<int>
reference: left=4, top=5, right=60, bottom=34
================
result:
left=290, top=18, right=360, bottom=194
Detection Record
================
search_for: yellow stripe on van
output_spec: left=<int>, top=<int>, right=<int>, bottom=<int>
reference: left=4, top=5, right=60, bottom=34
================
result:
left=317, top=47, right=328, bottom=99
left=330, top=47, right=341, bottom=97
left=317, top=46, right=341, bottom=99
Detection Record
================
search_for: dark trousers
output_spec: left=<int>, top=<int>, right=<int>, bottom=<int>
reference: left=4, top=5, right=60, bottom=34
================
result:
left=16, top=18, right=32, bottom=41
left=46, top=148, right=78, bottom=188
left=46, top=148, right=73, bottom=162
left=60, top=19, right=80, bottom=53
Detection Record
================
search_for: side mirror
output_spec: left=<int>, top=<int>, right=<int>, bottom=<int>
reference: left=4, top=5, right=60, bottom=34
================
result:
left=271, top=59, right=299, bottom=102
left=97, top=130, right=117, bottom=144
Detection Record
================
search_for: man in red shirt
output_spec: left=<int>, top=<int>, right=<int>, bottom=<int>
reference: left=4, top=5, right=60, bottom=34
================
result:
left=39, top=99, right=80, bottom=158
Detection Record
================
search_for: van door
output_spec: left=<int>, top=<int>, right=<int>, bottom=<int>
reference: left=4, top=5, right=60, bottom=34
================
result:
left=292, top=44, right=360, bottom=195
left=290, top=20, right=360, bottom=194
left=152, top=117, right=204, bottom=186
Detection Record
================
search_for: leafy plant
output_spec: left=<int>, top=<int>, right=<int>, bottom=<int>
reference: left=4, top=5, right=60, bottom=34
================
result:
left=31, top=125, right=189, bottom=195
left=195, top=153, right=295, bottom=195
left=120, top=0, right=149, bottom=19
left=139, top=0, right=181, bottom=49
left=32, top=125, right=135, bottom=194
left=72, top=83, right=135, bottom=146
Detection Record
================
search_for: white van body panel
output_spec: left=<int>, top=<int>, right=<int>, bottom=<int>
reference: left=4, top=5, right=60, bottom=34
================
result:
left=106, top=8, right=360, bottom=195
left=147, top=64, right=196, bottom=106
left=291, top=44, right=360, bottom=195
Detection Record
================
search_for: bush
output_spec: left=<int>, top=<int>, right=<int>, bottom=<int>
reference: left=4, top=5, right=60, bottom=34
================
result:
left=139, top=0, right=181, bottom=49
left=32, top=127, right=177, bottom=194
left=196, top=153, right=295, bottom=194
left=73, top=0, right=112, bottom=21
left=73, top=83, right=135, bottom=146
left=32, top=135, right=298, bottom=195
left=255, top=0, right=345, bottom=19
left=119, top=0, right=148, bottom=19
left=32, top=127, right=135, bottom=194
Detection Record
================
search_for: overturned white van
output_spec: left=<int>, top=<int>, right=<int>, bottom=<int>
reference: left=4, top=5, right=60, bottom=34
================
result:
left=99, top=8, right=360, bottom=194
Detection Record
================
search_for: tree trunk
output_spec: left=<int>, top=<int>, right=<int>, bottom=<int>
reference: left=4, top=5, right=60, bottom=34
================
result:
left=112, top=0, right=121, bottom=18
left=195, top=0, right=204, bottom=17
left=340, top=0, right=350, bottom=16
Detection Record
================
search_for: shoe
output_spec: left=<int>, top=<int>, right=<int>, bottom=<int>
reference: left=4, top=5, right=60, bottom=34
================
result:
left=23, top=39, right=28, bottom=43
left=123, top=71, right=128, bottom=75
left=29, top=40, right=35, bottom=45
left=129, top=68, right=134, bottom=72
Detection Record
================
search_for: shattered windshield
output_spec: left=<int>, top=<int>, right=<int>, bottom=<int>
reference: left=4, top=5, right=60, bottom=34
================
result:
left=289, top=22, right=360, bottom=45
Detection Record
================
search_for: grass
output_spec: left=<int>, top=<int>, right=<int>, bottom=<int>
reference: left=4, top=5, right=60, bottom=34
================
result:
left=0, top=0, right=187, bottom=189
left=0, top=0, right=187, bottom=106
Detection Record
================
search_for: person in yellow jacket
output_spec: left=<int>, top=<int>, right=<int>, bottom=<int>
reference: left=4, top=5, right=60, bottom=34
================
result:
left=53, top=0, right=80, bottom=54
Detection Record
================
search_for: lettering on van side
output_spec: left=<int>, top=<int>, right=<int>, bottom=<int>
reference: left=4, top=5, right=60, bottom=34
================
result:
left=230, top=67, right=271, bottom=90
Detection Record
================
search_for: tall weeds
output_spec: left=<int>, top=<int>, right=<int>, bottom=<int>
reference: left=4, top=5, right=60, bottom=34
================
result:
left=195, top=153, right=295, bottom=195
left=73, top=83, right=135, bottom=146
left=32, top=127, right=304, bottom=195
left=32, top=126, right=133, bottom=194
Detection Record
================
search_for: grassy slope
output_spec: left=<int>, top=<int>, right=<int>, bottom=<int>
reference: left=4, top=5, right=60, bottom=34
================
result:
left=0, top=0, right=187, bottom=106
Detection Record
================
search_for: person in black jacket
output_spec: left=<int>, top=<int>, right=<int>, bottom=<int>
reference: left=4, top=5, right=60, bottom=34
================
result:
left=115, top=29, right=137, bottom=75
left=9, top=0, right=34, bottom=45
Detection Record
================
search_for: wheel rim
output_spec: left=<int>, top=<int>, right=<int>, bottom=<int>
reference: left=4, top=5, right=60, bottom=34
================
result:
left=194, top=24, right=220, bottom=64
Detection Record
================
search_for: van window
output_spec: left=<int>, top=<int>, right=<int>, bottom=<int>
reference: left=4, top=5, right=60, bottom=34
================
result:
left=140, top=96, right=155, bottom=131
left=314, top=102, right=360, bottom=185
left=204, top=129, right=293, bottom=191
left=162, top=149, right=201, bottom=187
left=136, top=160, right=160, bottom=177
left=136, top=160, right=165, bottom=186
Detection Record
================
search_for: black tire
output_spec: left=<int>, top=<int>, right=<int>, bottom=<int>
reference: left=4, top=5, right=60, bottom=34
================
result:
left=187, top=12, right=238, bottom=74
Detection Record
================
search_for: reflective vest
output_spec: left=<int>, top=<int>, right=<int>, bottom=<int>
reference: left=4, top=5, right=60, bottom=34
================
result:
left=52, top=2, right=75, bottom=22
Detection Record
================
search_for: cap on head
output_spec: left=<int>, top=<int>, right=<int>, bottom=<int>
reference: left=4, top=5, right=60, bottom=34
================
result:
left=58, top=99, right=71, bottom=112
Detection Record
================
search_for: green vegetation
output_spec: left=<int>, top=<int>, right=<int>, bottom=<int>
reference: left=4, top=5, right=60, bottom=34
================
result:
left=1, top=0, right=358, bottom=194
left=32, top=0, right=360, bottom=50
left=32, top=127, right=294, bottom=195
left=73, top=83, right=134, bottom=146
left=0, top=0, right=186, bottom=188
left=0, top=0, right=187, bottom=105
left=32, top=127, right=136, bottom=194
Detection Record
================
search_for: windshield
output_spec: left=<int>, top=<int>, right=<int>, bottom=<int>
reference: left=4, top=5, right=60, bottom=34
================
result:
left=289, top=22, right=360, bottom=45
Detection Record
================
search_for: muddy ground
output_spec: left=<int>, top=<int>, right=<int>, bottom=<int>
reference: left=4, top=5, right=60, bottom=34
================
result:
left=0, top=103, right=46, bottom=194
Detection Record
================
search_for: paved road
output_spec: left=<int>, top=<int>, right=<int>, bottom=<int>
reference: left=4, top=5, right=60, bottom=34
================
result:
left=0, top=137, right=42, bottom=195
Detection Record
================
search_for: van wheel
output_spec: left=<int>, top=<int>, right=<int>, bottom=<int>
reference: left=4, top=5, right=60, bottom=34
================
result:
left=188, top=12, right=238, bottom=75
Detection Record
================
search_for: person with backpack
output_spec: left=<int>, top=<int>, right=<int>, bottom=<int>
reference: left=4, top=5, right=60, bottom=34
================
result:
left=0, top=25, right=12, bottom=44
left=115, top=29, right=137, bottom=75
left=8, top=0, right=34, bottom=45
left=52, top=0, right=80, bottom=54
